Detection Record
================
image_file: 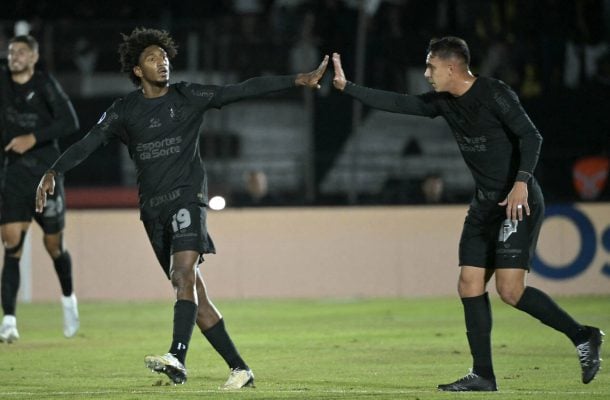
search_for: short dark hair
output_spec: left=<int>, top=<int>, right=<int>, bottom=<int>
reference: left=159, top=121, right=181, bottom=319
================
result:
left=9, top=35, right=39, bottom=52
left=118, top=27, right=178, bottom=86
left=427, top=36, right=470, bottom=66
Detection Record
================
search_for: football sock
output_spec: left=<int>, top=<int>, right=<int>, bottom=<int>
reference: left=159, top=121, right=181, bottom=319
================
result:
left=516, top=286, right=589, bottom=345
left=53, top=251, right=73, bottom=297
left=462, top=292, right=495, bottom=380
left=202, top=319, right=249, bottom=370
left=169, top=300, right=197, bottom=365
left=1, top=256, right=20, bottom=316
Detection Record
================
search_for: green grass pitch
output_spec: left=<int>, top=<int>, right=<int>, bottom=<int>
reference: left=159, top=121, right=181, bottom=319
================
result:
left=0, top=296, right=608, bottom=399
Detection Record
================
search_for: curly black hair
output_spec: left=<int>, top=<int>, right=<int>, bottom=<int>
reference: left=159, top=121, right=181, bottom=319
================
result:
left=118, top=27, right=178, bottom=86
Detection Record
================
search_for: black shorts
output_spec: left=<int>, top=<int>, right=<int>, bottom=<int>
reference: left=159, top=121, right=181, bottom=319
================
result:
left=143, top=203, right=216, bottom=279
left=459, top=179, right=544, bottom=270
left=0, top=165, right=65, bottom=234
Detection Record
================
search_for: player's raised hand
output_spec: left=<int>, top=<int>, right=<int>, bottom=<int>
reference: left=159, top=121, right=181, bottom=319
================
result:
left=332, top=52, right=347, bottom=91
left=35, top=171, right=56, bottom=213
left=295, top=55, right=329, bottom=89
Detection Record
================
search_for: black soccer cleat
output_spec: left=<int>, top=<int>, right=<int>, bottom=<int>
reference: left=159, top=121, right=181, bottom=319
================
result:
left=438, top=372, right=497, bottom=392
left=576, top=326, right=604, bottom=384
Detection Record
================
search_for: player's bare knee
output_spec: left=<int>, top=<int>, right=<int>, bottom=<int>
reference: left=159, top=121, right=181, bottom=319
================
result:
left=170, top=266, right=196, bottom=290
left=457, top=278, right=484, bottom=298
left=3, top=231, right=27, bottom=258
left=496, top=286, right=522, bottom=306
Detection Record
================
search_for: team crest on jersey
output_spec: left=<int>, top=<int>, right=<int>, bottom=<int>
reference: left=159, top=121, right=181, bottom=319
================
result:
left=148, top=118, right=162, bottom=128
left=168, top=104, right=184, bottom=122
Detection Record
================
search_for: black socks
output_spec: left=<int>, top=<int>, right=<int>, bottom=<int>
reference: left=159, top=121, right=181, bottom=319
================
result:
left=53, top=251, right=73, bottom=297
left=1, top=256, right=20, bottom=315
left=203, top=319, right=249, bottom=370
left=461, top=286, right=590, bottom=381
left=462, top=292, right=495, bottom=380
left=516, top=286, right=589, bottom=345
left=169, top=300, right=197, bottom=365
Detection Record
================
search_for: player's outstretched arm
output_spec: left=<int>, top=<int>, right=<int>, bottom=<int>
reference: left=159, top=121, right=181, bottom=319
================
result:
left=295, top=55, right=329, bottom=89
left=214, top=56, right=328, bottom=107
left=332, top=52, right=347, bottom=91
left=332, top=52, right=436, bottom=117
left=35, top=171, right=56, bottom=213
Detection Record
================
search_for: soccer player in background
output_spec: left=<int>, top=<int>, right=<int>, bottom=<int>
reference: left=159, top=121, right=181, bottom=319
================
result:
left=36, top=27, right=328, bottom=388
left=0, top=35, right=80, bottom=342
left=332, top=36, right=603, bottom=391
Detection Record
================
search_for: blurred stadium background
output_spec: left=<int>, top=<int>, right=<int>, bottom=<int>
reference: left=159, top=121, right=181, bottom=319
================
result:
left=2, top=0, right=609, bottom=207
left=1, top=0, right=609, bottom=302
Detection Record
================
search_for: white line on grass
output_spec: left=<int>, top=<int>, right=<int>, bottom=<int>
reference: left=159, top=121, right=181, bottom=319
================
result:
left=0, top=388, right=607, bottom=397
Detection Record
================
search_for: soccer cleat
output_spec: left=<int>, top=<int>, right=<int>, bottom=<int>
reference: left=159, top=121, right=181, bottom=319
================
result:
left=144, top=353, right=187, bottom=384
left=0, top=315, right=19, bottom=343
left=438, top=371, right=497, bottom=392
left=61, top=294, right=80, bottom=338
left=220, top=368, right=255, bottom=389
left=576, top=326, right=604, bottom=384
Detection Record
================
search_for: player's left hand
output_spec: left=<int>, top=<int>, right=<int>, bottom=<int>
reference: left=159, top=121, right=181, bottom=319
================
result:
left=332, top=52, right=347, bottom=91
left=35, top=171, right=56, bottom=213
left=4, top=133, right=37, bottom=154
left=498, top=181, right=529, bottom=221
left=295, top=55, right=329, bottom=89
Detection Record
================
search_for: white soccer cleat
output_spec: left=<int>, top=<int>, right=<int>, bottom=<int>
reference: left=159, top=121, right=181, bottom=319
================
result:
left=220, top=368, right=255, bottom=390
left=144, top=353, right=187, bottom=384
left=0, top=315, right=19, bottom=343
left=61, top=294, right=80, bottom=338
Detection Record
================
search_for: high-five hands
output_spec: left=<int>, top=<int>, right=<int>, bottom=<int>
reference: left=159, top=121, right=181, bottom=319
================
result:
left=295, top=55, right=329, bottom=89
left=295, top=53, right=347, bottom=91
left=332, top=52, right=346, bottom=91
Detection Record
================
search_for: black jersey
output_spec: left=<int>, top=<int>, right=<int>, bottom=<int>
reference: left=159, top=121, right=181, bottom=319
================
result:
left=0, top=67, right=79, bottom=175
left=344, top=77, right=543, bottom=194
left=49, top=75, right=296, bottom=221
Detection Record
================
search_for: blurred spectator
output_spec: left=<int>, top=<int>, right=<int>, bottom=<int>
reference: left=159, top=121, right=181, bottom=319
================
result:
left=421, top=174, right=446, bottom=204
left=290, top=10, right=320, bottom=73
left=73, top=37, right=98, bottom=74
left=231, top=170, right=278, bottom=207
left=479, top=38, right=521, bottom=88
left=564, top=0, right=608, bottom=88
left=246, top=170, right=269, bottom=202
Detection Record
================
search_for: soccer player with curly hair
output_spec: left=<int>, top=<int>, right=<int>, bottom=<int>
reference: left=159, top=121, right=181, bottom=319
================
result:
left=36, top=27, right=328, bottom=388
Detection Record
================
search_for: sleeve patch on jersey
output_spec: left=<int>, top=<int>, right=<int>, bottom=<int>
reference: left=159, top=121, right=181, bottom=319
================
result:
left=493, top=92, right=511, bottom=115
left=191, top=88, right=214, bottom=98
